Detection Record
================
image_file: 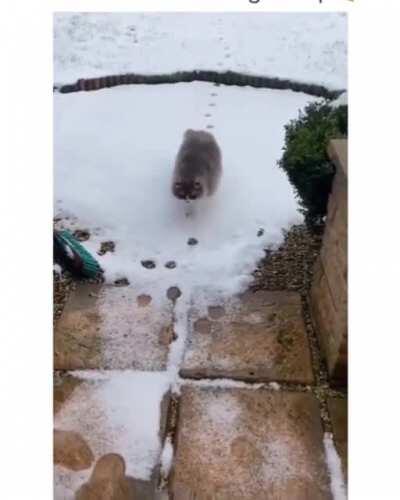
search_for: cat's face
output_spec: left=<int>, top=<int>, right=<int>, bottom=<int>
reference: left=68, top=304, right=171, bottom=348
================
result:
left=173, top=179, right=204, bottom=200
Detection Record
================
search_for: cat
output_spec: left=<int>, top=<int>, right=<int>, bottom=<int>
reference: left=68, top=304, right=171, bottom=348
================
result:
left=172, top=129, right=223, bottom=202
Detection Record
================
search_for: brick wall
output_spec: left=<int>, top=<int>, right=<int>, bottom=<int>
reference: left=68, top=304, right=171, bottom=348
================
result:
left=310, top=139, right=348, bottom=385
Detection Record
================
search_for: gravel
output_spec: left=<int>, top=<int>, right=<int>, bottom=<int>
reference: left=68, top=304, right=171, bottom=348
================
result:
left=251, top=223, right=323, bottom=294
left=53, top=269, right=75, bottom=323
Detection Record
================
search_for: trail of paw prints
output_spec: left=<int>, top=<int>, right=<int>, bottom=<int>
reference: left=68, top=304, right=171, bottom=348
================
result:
left=202, top=15, right=232, bottom=132
left=204, top=92, right=219, bottom=131
left=214, top=16, right=233, bottom=65
left=205, top=17, right=231, bottom=131
left=211, top=15, right=228, bottom=71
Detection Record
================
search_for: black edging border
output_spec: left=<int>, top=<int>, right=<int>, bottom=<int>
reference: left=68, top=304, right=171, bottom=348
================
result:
left=54, top=70, right=344, bottom=100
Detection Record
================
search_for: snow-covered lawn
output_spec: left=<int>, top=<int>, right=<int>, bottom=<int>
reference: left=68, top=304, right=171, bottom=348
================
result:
left=55, top=82, right=316, bottom=302
left=54, top=12, right=347, bottom=90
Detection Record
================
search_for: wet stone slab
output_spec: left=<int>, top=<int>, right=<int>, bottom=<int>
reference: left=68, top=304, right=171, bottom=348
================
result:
left=172, top=387, right=332, bottom=500
left=54, top=283, right=173, bottom=370
left=180, top=290, right=313, bottom=384
left=328, top=397, right=348, bottom=483
left=54, top=370, right=170, bottom=500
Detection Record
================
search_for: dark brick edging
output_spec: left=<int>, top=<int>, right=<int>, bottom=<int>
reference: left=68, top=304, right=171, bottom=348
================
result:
left=54, top=70, right=344, bottom=100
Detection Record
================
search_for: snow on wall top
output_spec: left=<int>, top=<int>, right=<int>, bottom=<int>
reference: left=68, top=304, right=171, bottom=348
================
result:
left=54, top=13, right=347, bottom=90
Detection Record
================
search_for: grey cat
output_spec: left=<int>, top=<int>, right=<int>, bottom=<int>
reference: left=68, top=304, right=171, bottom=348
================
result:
left=172, top=129, right=223, bottom=201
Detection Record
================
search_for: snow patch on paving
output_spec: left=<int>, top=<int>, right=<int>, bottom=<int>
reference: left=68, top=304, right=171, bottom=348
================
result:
left=191, top=390, right=242, bottom=452
left=261, top=437, right=309, bottom=485
left=54, top=12, right=346, bottom=90
left=268, top=381, right=281, bottom=391
left=166, top=293, right=191, bottom=393
left=179, top=377, right=265, bottom=391
left=54, top=371, right=170, bottom=499
left=95, top=285, right=171, bottom=370
left=323, top=433, right=347, bottom=500
left=54, top=467, right=92, bottom=500
left=178, top=388, right=324, bottom=497
left=160, top=436, right=174, bottom=478
left=206, top=391, right=242, bottom=428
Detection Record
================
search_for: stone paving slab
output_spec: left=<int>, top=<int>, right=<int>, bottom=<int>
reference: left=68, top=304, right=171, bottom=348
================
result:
left=180, top=291, right=313, bottom=384
left=54, top=283, right=173, bottom=370
left=54, top=370, right=170, bottom=499
left=54, top=373, right=82, bottom=415
left=172, top=387, right=332, bottom=500
left=328, top=397, right=347, bottom=483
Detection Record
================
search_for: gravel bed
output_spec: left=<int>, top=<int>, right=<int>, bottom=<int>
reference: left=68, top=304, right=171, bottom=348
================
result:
left=251, top=223, right=324, bottom=294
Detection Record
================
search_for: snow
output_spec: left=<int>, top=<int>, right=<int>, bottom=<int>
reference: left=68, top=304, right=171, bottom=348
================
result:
left=181, top=379, right=282, bottom=392
left=268, top=381, right=281, bottom=391
left=206, top=391, right=242, bottom=428
left=160, top=436, right=174, bottom=478
left=53, top=263, right=62, bottom=275
left=92, top=285, right=171, bottom=370
left=261, top=437, right=304, bottom=486
left=182, top=388, right=320, bottom=497
left=54, top=82, right=314, bottom=399
left=53, top=15, right=347, bottom=493
left=54, top=371, right=170, bottom=499
left=166, top=296, right=191, bottom=394
left=323, top=433, right=347, bottom=500
left=55, top=82, right=313, bottom=302
left=54, top=81, right=317, bottom=424
left=54, top=13, right=347, bottom=90
left=180, top=377, right=265, bottom=391
left=330, top=91, right=348, bottom=108
left=54, top=467, right=92, bottom=500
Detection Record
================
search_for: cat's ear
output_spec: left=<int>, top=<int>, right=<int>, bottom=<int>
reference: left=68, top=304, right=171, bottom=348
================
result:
left=185, top=129, right=195, bottom=138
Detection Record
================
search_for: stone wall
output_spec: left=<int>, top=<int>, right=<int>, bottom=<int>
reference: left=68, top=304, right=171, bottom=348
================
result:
left=310, top=139, right=348, bottom=385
